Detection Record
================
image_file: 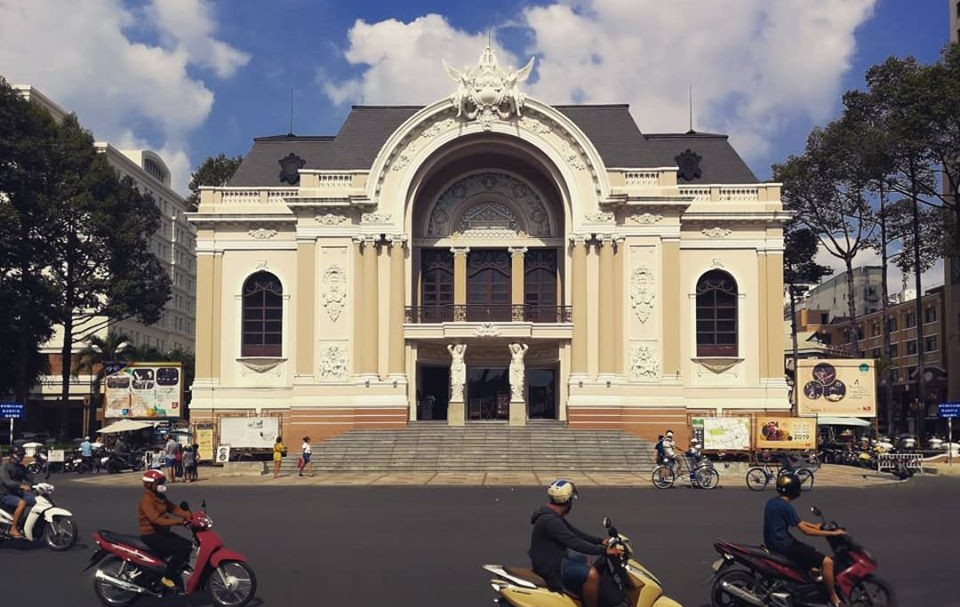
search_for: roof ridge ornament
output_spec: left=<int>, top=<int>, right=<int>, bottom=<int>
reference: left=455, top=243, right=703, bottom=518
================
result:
left=442, top=45, right=535, bottom=130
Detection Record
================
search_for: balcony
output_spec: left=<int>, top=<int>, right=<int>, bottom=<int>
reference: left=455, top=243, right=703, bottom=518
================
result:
left=404, top=305, right=572, bottom=324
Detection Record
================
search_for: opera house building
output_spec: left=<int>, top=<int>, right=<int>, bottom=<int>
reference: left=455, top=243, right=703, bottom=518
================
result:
left=188, top=48, right=789, bottom=442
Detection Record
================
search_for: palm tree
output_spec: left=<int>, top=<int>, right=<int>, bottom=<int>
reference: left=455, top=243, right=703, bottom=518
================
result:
left=73, top=333, right=133, bottom=435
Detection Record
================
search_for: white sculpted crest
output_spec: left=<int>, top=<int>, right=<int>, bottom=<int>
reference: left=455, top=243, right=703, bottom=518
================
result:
left=443, top=45, right=535, bottom=130
left=630, top=344, right=660, bottom=380
left=630, top=266, right=655, bottom=323
left=319, top=345, right=347, bottom=379
left=322, top=266, right=347, bottom=322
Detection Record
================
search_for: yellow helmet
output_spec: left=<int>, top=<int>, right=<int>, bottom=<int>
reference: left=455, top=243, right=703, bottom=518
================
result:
left=547, top=479, right=579, bottom=504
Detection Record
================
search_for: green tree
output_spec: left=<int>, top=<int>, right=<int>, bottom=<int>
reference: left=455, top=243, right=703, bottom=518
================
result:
left=186, top=153, right=243, bottom=211
left=73, top=333, right=133, bottom=432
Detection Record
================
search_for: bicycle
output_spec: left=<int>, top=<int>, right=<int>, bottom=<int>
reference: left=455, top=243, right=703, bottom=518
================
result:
left=744, top=452, right=814, bottom=491
left=651, top=454, right=720, bottom=490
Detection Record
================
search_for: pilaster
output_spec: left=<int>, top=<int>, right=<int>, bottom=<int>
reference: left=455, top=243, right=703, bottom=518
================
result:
left=570, top=234, right=588, bottom=376
left=361, top=235, right=380, bottom=378
left=295, top=240, right=316, bottom=377
left=598, top=235, right=616, bottom=376
left=387, top=235, right=407, bottom=378
left=510, top=246, right=527, bottom=307
left=451, top=246, right=470, bottom=307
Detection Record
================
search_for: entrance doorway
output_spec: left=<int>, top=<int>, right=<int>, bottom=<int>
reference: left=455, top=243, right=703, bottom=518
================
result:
left=418, top=365, right=449, bottom=420
left=527, top=368, right=557, bottom=419
left=466, top=367, right=510, bottom=420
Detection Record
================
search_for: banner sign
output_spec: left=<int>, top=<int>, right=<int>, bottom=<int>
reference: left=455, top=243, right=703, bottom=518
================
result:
left=797, top=359, right=876, bottom=417
left=104, top=363, right=183, bottom=419
left=754, top=416, right=818, bottom=450
left=701, top=417, right=751, bottom=451
left=195, top=428, right=215, bottom=462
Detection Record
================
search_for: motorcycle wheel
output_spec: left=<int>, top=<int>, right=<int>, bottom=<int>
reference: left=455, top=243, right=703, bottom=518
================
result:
left=795, top=468, right=815, bottom=491
left=848, top=575, right=896, bottom=607
left=651, top=465, right=676, bottom=489
left=27, top=462, right=41, bottom=474
left=93, top=557, right=140, bottom=607
left=696, top=467, right=720, bottom=490
left=711, top=569, right=761, bottom=607
left=745, top=467, right=769, bottom=491
left=207, top=560, right=258, bottom=607
left=43, top=515, right=78, bottom=551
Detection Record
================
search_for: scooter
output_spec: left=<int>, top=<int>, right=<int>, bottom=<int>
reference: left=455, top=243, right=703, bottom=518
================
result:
left=484, top=517, right=682, bottom=607
left=0, top=483, right=78, bottom=551
left=710, top=506, right=895, bottom=607
left=87, top=501, right=257, bottom=607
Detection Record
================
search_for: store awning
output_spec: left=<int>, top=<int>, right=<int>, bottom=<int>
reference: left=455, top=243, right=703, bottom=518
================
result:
left=816, top=416, right=872, bottom=428
left=98, top=419, right=154, bottom=434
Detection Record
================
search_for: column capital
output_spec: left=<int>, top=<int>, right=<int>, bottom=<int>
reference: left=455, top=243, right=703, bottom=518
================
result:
left=449, top=246, right=471, bottom=256
left=508, top=246, right=528, bottom=258
left=568, top=233, right=588, bottom=246
left=599, top=233, right=617, bottom=246
left=353, top=234, right=380, bottom=248
left=385, top=234, right=408, bottom=248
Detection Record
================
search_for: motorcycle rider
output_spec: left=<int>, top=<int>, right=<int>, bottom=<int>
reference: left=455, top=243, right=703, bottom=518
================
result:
left=0, top=446, right=35, bottom=539
left=765, top=472, right=847, bottom=607
left=529, top=479, right=621, bottom=607
left=139, top=470, right=192, bottom=589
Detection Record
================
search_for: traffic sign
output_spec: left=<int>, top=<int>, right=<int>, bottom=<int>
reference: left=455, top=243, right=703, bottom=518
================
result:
left=939, top=402, right=960, bottom=419
left=0, top=403, right=24, bottom=419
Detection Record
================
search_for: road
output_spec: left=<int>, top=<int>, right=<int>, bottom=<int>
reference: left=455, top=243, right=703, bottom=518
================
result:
left=3, top=476, right=958, bottom=607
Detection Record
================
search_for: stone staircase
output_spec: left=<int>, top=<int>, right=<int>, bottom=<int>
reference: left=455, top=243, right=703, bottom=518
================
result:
left=278, top=424, right=657, bottom=473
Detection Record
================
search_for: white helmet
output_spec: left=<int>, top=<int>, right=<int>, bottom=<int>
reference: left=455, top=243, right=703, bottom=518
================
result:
left=665, top=430, right=674, bottom=439
left=547, top=479, right=579, bottom=505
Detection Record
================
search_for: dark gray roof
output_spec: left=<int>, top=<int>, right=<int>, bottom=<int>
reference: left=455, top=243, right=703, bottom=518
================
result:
left=228, top=104, right=757, bottom=187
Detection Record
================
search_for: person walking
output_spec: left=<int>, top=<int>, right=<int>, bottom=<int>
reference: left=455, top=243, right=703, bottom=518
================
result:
left=163, top=435, right=178, bottom=483
left=272, top=436, right=286, bottom=479
left=188, top=443, right=200, bottom=482
left=181, top=445, right=195, bottom=484
left=299, top=436, right=312, bottom=477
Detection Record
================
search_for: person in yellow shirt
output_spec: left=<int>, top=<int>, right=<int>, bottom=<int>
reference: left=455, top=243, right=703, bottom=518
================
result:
left=272, top=436, right=286, bottom=478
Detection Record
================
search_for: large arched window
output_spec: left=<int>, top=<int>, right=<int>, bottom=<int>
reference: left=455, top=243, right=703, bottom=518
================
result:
left=241, top=271, right=283, bottom=357
left=695, top=270, right=738, bottom=357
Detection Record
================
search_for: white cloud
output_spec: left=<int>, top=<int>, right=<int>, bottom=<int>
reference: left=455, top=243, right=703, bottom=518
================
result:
left=0, top=0, right=248, bottom=193
left=323, top=0, right=876, bottom=166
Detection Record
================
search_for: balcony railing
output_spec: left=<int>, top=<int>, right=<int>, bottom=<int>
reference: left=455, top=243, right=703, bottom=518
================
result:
left=404, top=305, right=572, bottom=324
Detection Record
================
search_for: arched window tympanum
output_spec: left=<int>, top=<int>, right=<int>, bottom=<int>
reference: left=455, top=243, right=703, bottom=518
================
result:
left=241, top=271, right=283, bottom=357
left=695, top=270, right=738, bottom=357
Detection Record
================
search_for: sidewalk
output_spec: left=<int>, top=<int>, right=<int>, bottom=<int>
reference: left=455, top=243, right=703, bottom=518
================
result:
left=72, top=463, right=914, bottom=488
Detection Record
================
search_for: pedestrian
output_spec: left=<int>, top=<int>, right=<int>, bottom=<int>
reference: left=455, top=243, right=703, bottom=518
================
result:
left=181, top=445, right=195, bottom=483
left=300, top=436, right=312, bottom=477
left=174, top=441, right=184, bottom=480
left=272, top=436, right=286, bottom=479
left=163, top=435, right=178, bottom=483
left=189, top=444, right=200, bottom=482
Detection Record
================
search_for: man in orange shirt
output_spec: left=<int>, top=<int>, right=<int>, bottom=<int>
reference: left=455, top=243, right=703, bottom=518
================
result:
left=139, top=470, right=192, bottom=589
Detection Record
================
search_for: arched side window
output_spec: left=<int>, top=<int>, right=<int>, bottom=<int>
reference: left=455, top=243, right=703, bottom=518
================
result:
left=241, top=271, right=283, bottom=357
left=695, top=270, right=738, bottom=357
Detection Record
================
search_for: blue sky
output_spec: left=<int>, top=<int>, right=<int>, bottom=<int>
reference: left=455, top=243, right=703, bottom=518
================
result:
left=0, top=0, right=949, bottom=191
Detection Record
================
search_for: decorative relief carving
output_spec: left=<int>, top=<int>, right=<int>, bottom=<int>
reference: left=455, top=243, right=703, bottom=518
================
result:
left=315, top=213, right=348, bottom=225
left=474, top=323, right=501, bottom=337
left=711, top=258, right=725, bottom=269
left=391, top=153, right=411, bottom=171
left=626, top=212, right=664, bottom=225
left=675, top=149, right=703, bottom=182
left=319, top=345, right=348, bottom=379
left=585, top=211, right=615, bottom=224
left=560, top=141, right=586, bottom=170
left=321, top=266, right=347, bottom=322
left=361, top=212, right=391, bottom=223
left=629, top=344, right=660, bottom=380
left=238, top=358, right=284, bottom=374
left=443, top=45, right=535, bottom=129
left=630, top=266, right=655, bottom=323
left=278, top=153, right=305, bottom=185
left=422, top=118, right=456, bottom=138
left=701, top=227, right=732, bottom=238
left=519, top=115, right=552, bottom=135
left=248, top=228, right=278, bottom=240
left=427, top=172, right=552, bottom=238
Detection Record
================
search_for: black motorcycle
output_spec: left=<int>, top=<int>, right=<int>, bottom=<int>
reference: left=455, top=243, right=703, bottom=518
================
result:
left=102, top=450, right=143, bottom=474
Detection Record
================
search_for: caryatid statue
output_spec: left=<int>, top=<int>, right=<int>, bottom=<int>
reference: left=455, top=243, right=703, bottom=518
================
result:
left=508, top=343, right=529, bottom=402
left=447, top=343, right=467, bottom=402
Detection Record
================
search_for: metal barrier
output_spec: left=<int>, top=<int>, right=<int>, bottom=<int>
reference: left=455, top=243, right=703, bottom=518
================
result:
left=877, top=453, right=924, bottom=473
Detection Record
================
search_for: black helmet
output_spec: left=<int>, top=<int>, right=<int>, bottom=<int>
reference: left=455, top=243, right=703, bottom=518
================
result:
left=776, top=472, right=802, bottom=499
left=10, top=445, right=25, bottom=462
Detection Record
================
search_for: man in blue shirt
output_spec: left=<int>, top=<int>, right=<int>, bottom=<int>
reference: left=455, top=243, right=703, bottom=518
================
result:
left=764, top=473, right=847, bottom=607
left=80, top=436, right=93, bottom=472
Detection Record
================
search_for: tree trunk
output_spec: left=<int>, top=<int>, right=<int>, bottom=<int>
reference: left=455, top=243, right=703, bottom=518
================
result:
left=844, top=257, right=861, bottom=357
left=58, top=313, right=74, bottom=440
left=911, top=187, right=925, bottom=437
left=790, top=286, right=800, bottom=414
left=879, top=190, right=895, bottom=435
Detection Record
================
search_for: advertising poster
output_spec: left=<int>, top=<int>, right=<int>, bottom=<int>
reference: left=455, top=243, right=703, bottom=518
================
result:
left=754, top=417, right=818, bottom=450
left=702, top=417, right=751, bottom=451
left=690, top=418, right=705, bottom=447
left=195, top=427, right=215, bottom=462
left=797, top=359, right=876, bottom=417
left=104, top=363, right=183, bottom=419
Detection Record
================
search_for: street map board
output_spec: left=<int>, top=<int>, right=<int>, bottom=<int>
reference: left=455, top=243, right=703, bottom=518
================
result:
left=104, top=363, right=183, bottom=419
left=701, top=417, right=751, bottom=451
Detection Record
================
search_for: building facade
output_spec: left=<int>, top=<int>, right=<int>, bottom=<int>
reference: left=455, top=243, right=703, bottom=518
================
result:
left=797, top=266, right=884, bottom=321
left=189, top=49, right=789, bottom=442
left=14, top=85, right=196, bottom=435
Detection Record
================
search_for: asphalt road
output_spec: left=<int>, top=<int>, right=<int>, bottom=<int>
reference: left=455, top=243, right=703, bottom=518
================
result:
left=3, top=476, right=958, bottom=607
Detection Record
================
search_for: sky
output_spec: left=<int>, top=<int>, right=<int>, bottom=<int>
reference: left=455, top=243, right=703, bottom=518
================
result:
left=0, top=0, right=951, bottom=288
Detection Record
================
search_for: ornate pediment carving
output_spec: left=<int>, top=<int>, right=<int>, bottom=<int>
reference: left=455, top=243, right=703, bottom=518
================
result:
left=630, top=266, right=655, bottom=323
left=443, top=45, right=535, bottom=130
left=237, top=358, right=286, bottom=374
left=321, top=266, right=347, bottom=322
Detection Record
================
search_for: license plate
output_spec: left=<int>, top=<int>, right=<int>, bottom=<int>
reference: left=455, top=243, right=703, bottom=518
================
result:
left=711, top=558, right=725, bottom=572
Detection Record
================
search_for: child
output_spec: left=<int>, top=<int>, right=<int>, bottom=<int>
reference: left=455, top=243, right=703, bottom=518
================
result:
left=181, top=445, right=195, bottom=483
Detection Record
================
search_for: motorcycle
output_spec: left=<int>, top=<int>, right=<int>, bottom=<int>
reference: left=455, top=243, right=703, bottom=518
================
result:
left=484, top=517, right=682, bottom=607
left=27, top=450, right=52, bottom=479
left=0, top=483, right=78, bottom=551
left=102, top=451, right=143, bottom=474
left=710, top=506, right=895, bottom=607
left=87, top=501, right=257, bottom=607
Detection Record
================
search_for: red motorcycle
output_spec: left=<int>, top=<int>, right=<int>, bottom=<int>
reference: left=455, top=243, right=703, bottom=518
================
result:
left=709, top=506, right=895, bottom=607
left=85, top=502, right=257, bottom=607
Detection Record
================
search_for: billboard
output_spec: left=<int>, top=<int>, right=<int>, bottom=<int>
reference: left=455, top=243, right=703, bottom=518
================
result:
left=754, top=416, right=817, bottom=451
left=699, top=417, right=752, bottom=451
left=104, top=363, right=183, bottom=419
left=797, top=358, right=876, bottom=417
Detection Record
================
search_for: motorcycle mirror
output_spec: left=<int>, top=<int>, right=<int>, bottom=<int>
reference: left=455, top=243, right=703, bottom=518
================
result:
left=602, top=517, right=611, bottom=529
left=179, top=501, right=190, bottom=511
left=810, top=506, right=822, bottom=517
left=201, top=499, right=207, bottom=511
